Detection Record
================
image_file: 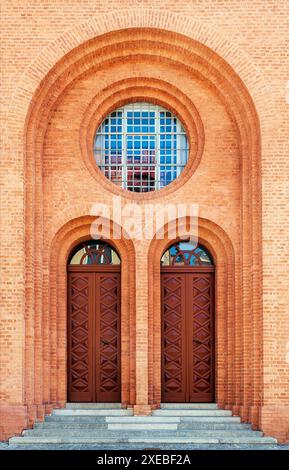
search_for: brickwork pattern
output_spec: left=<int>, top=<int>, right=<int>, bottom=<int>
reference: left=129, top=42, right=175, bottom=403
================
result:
left=1, top=1, right=288, bottom=442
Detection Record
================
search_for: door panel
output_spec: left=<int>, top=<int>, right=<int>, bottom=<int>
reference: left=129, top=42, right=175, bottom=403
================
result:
left=161, top=270, right=214, bottom=402
left=162, top=274, right=186, bottom=402
left=97, top=273, right=121, bottom=402
left=68, top=270, right=121, bottom=402
left=68, top=273, right=94, bottom=402
left=187, top=273, right=214, bottom=402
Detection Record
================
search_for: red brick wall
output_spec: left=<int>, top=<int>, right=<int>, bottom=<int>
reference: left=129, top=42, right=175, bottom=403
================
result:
left=1, top=1, right=288, bottom=442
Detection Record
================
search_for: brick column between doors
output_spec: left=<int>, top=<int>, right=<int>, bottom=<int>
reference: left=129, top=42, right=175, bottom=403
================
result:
left=134, top=240, right=151, bottom=415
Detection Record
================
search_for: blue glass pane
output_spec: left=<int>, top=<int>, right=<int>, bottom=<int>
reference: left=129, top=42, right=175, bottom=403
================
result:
left=161, top=242, right=213, bottom=266
left=94, top=103, right=188, bottom=192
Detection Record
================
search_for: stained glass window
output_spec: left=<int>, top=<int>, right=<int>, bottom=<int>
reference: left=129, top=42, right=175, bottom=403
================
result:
left=161, top=241, right=213, bottom=266
left=69, top=241, right=120, bottom=265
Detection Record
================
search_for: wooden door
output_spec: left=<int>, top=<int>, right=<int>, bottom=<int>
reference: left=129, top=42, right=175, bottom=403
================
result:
left=161, top=268, right=214, bottom=402
left=68, top=267, right=121, bottom=402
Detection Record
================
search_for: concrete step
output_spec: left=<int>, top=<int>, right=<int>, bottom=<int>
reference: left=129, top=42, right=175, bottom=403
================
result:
left=22, top=429, right=263, bottom=437
left=106, top=416, right=180, bottom=423
left=66, top=403, right=122, bottom=409
left=178, top=422, right=251, bottom=430
left=45, top=415, right=108, bottom=422
left=106, top=423, right=179, bottom=431
left=9, top=435, right=277, bottom=445
left=52, top=409, right=133, bottom=416
left=44, top=414, right=242, bottom=424
left=34, top=421, right=250, bottom=431
left=152, top=409, right=232, bottom=417
left=8, top=404, right=277, bottom=447
left=180, top=416, right=241, bottom=422
left=161, top=403, right=218, bottom=409
left=105, top=415, right=243, bottom=425
left=34, top=422, right=108, bottom=430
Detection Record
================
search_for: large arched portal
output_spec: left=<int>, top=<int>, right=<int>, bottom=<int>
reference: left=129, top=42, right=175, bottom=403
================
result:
left=161, top=241, right=214, bottom=403
left=12, top=18, right=269, bottom=439
left=67, top=240, right=121, bottom=403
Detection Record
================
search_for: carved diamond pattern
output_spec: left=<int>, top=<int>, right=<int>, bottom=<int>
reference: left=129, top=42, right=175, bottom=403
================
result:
left=163, top=276, right=183, bottom=395
left=70, top=275, right=89, bottom=393
left=192, top=275, right=212, bottom=394
left=162, top=270, right=213, bottom=402
left=99, top=275, right=119, bottom=394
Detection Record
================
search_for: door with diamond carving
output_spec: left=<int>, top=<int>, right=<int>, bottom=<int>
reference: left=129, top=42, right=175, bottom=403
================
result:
left=161, top=265, right=214, bottom=403
left=96, top=272, right=121, bottom=402
left=68, top=267, right=121, bottom=402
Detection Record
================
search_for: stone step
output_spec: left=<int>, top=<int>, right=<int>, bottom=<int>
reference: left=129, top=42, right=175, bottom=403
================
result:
left=107, top=423, right=180, bottom=431
left=105, top=415, right=243, bottom=425
left=178, top=422, right=251, bottom=430
left=45, top=415, right=108, bottom=422
left=52, top=409, right=133, bottom=416
left=180, top=416, right=240, bottom=422
left=66, top=403, right=122, bottom=409
left=106, top=416, right=180, bottom=423
left=35, top=422, right=108, bottom=430
left=161, top=403, right=218, bottom=409
left=152, top=409, right=232, bottom=417
left=34, top=423, right=178, bottom=432
left=43, top=414, right=241, bottom=423
left=22, top=429, right=263, bottom=437
left=9, top=436, right=277, bottom=445
left=9, top=404, right=277, bottom=448
left=34, top=421, right=250, bottom=431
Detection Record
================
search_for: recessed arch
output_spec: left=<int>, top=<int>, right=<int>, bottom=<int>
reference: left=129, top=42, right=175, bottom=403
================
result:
left=46, top=216, right=136, bottom=407
left=148, top=217, right=235, bottom=410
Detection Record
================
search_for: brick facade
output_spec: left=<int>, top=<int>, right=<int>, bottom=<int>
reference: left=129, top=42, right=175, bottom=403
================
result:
left=0, top=1, right=288, bottom=442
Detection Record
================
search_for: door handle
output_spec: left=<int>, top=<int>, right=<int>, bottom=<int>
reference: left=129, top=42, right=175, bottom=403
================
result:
left=101, top=339, right=109, bottom=346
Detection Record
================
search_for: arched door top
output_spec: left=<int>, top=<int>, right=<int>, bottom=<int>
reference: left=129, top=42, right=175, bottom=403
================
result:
left=161, top=241, right=214, bottom=269
left=69, top=239, right=120, bottom=266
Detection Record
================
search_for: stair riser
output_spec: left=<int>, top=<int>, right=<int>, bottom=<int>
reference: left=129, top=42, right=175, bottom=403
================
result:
left=161, top=404, right=218, bottom=410
left=107, top=424, right=178, bottom=431
left=45, top=416, right=108, bottom=423
left=66, top=403, right=122, bottom=409
left=22, top=430, right=263, bottom=438
left=34, top=423, right=250, bottom=431
left=44, top=416, right=241, bottom=424
left=35, top=423, right=108, bottom=430
left=106, top=416, right=180, bottom=423
left=10, top=437, right=277, bottom=445
left=180, top=417, right=240, bottom=422
left=53, top=410, right=133, bottom=416
left=179, top=423, right=251, bottom=430
left=153, top=411, right=232, bottom=416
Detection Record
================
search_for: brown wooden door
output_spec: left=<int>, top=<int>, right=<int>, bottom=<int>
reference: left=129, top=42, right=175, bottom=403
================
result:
left=161, top=268, right=214, bottom=402
left=68, top=267, right=121, bottom=402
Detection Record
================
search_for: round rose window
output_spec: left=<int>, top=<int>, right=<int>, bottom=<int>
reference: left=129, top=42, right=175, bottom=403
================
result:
left=93, top=102, right=189, bottom=193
